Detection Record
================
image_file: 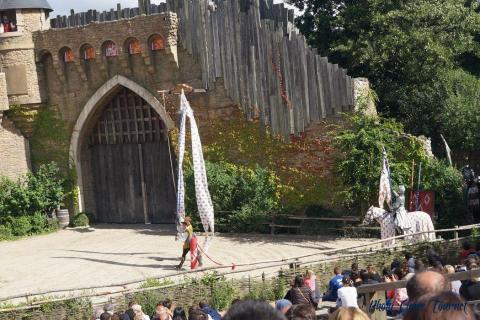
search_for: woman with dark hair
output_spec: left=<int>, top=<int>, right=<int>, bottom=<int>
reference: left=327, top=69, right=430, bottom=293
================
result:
left=284, top=275, right=318, bottom=308
left=172, top=307, right=187, bottom=320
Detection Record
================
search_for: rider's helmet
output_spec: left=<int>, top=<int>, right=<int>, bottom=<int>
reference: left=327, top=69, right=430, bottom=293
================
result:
left=398, top=185, right=406, bottom=194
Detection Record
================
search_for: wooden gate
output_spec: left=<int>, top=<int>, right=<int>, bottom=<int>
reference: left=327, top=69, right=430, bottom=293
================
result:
left=89, top=87, right=176, bottom=224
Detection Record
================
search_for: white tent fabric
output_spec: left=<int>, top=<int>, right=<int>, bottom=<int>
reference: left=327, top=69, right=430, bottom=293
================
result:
left=176, top=91, right=215, bottom=251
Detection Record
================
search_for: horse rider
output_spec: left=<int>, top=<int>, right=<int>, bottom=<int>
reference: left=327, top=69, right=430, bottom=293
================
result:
left=392, top=185, right=410, bottom=233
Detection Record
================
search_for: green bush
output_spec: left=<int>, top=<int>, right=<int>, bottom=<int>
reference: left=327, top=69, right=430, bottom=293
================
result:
left=0, top=225, right=12, bottom=240
left=71, top=212, right=90, bottom=227
left=184, top=161, right=281, bottom=233
left=30, top=212, right=47, bottom=233
left=8, top=216, right=32, bottom=236
left=0, top=163, right=63, bottom=239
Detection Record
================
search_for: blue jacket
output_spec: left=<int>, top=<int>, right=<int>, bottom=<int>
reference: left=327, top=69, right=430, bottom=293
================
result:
left=202, top=307, right=221, bottom=320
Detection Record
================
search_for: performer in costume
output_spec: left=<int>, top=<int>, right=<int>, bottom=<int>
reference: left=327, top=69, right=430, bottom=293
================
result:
left=176, top=216, right=193, bottom=270
left=392, top=185, right=411, bottom=233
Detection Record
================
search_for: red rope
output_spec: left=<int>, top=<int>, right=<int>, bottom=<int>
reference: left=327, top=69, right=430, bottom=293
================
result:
left=196, top=243, right=236, bottom=270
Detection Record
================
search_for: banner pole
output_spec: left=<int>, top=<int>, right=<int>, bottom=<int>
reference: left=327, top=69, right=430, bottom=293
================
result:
left=416, top=162, right=422, bottom=211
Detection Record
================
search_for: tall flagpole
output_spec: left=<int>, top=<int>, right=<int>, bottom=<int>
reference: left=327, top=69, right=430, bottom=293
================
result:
left=416, top=162, right=422, bottom=211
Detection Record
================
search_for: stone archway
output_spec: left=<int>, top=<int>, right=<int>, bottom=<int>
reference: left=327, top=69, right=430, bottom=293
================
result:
left=70, top=75, right=175, bottom=222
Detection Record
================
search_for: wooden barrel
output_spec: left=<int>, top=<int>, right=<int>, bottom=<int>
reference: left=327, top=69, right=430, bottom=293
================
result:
left=56, top=209, right=70, bottom=229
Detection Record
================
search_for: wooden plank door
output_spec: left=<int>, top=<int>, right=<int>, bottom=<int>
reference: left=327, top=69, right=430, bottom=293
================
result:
left=88, top=87, right=176, bottom=224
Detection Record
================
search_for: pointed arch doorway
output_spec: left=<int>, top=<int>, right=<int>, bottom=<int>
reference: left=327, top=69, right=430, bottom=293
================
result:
left=79, top=85, right=176, bottom=224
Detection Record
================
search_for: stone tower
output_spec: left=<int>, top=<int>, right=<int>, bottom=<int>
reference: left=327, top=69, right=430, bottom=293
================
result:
left=0, top=0, right=51, bottom=178
left=0, top=0, right=52, bottom=107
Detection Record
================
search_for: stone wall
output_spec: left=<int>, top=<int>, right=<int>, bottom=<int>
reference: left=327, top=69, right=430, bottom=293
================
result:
left=0, top=113, right=31, bottom=179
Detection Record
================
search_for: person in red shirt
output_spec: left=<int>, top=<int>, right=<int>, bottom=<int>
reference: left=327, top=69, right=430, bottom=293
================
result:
left=460, top=241, right=476, bottom=261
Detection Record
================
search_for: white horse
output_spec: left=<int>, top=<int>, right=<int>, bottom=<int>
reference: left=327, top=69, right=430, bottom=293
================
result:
left=363, top=206, right=435, bottom=245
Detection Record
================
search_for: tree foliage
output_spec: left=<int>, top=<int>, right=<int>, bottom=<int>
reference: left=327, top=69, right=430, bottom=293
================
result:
left=335, top=113, right=466, bottom=227
left=290, top=0, right=480, bottom=150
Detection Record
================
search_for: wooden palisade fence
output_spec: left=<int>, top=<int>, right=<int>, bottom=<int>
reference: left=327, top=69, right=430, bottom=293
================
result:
left=51, top=0, right=356, bottom=138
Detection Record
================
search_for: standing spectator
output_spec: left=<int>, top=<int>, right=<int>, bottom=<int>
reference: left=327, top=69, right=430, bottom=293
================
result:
left=199, top=301, right=221, bottom=320
left=467, top=179, right=480, bottom=221
left=444, top=265, right=461, bottom=294
left=285, top=304, right=316, bottom=320
left=275, top=299, right=292, bottom=315
left=323, top=267, right=343, bottom=302
left=172, top=307, right=187, bottom=320
left=405, top=252, right=415, bottom=273
left=328, top=307, right=369, bottom=320
left=222, top=300, right=286, bottom=320
left=336, top=276, right=358, bottom=308
left=285, top=275, right=318, bottom=307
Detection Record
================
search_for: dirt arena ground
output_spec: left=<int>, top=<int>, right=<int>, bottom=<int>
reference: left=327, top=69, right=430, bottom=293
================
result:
left=0, top=224, right=373, bottom=302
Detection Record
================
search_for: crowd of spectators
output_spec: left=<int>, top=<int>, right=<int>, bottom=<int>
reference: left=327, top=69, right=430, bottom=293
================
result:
left=91, top=240, right=480, bottom=320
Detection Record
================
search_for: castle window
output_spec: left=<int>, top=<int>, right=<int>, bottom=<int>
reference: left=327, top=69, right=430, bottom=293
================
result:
left=81, top=44, right=95, bottom=60
left=60, top=47, right=75, bottom=63
left=103, top=41, right=118, bottom=57
left=126, top=38, right=142, bottom=55
left=0, top=10, right=17, bottom=33
left=149, top=35, right=165, bottom=51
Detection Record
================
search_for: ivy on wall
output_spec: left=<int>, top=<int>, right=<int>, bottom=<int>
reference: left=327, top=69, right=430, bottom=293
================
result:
left=6, top=106, right=78, bottom=210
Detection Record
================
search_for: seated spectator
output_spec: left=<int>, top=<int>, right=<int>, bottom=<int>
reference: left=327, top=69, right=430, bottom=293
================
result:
left=153, top=305, right=170, bottom=320
left=117, top=313, right=131, bottom=320
left=427, top=249, right=446, bottom=266
left=328, top=307, right=369, bottom=320
left=444, top=265, right=461, bottom=294
left=406, top=271, right=451, bottom=303
left=104, top=304, right=115, bottom=316
left=222, top=300, right=286, bottom=320
left=366, top=265, right=381, bottom=282
left=285, top=275, right=318, bottom=307
left=403, top=291, right=474, bottom=320
left=285, top=304, right=316, bottom=320
left=303, top=270, right=316, bottom=298
left=476, top=241, right=480, bottom=257
left=336, top=276, right=358, bottom=308
left=172, top=307, right=187, bottom=320
left=405, top=252, right=415, bottom=273
left=392, top=267, right=408, bottom=310
left=342, top=263, right=358, bottom=278
left=275, top=299, right=292, bottom=315
left=199, top=300, right=221, bottom=320
left=414, top=259, right=425, bottom=272
left=187, top=307, right=208, bottom=320
left=162, top=299, right=173, bottom=315
left=322, top=267, right=343, bottom=302
left=359, top=269, right=378, bottom=285
left=125, top=301, right=137, bottom=320
left=430, top=260, right=444, bottom=273
left=101, top=313, right=112, bottom=320
left=390, top=259, right=401, bottom=272
left=459, top=241, right=476, bottom=261
left=460, top=261, right=480, bottom=301
left=132, top=304, right=150, bottom=320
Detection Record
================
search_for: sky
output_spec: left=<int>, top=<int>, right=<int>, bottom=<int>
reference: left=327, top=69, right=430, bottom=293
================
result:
left=47, top=0, right=297, bottom=16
